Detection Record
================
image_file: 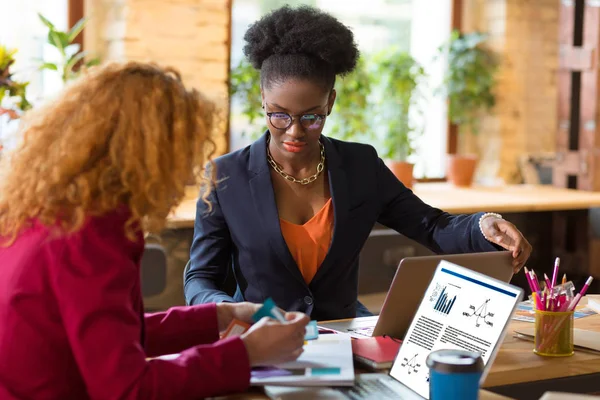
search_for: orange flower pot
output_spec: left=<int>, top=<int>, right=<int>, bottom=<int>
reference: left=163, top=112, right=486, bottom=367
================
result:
left=387, top=161, right=415, bottom=189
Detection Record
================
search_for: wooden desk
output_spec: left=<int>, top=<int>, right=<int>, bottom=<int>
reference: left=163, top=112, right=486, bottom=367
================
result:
left=211, top=382, right=513, bottom=399
left=167, top=184, right=600, bottom=229
left=485, top=310, right=600, bottom=399
left=485, top=315, right=600, bottom=388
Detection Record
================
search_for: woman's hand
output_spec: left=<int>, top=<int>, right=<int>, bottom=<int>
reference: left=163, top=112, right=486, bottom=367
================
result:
left=215, top=302, right=261, bottom=332
left=241, top=312, right=310, bottom=366
left=480, top=215, right=532, bottom=273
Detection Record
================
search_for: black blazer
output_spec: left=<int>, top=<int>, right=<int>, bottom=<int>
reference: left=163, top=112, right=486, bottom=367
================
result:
left=184, top=133, right=499, bottom=321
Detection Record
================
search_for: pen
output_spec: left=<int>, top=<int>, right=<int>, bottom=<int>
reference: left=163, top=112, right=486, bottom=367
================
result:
left=551, top=257, right=560, bottom=289
left=562, top=274, right=567, bottom=285
left=530, top=270, right=540, bottom=292
left=568, top=276, right=594, bottom=311
left=544, top=273, right=552, bottom=291
left=523, top=267, right=535, bottom=293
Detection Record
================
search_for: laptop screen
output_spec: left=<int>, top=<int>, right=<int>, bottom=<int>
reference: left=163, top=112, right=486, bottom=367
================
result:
left=389, top=260, right=523, bottom=399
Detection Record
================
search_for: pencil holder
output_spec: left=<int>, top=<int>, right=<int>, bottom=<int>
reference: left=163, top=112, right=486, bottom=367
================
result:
left=533, top=310, right=574, bottom=357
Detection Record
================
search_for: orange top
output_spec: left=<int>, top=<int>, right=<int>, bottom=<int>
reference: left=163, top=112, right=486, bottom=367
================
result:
left=280, top=199, right=334, bottom=284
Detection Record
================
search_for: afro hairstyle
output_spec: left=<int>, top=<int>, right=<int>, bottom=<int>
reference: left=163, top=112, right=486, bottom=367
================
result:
left=242, top=5, right=359, bottom=90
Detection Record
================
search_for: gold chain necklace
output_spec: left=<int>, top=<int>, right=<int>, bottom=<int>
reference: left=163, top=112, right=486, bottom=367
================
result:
left=266, top=139, right=325, bottom=185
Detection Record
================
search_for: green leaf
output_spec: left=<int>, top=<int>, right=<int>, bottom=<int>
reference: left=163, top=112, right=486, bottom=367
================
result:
left=38, top=13, right=55, bottom=30
left=47, top=31, right=65, bottom=53
left=65, top=51, right=87, bottom=76
left=67, top=17, right=88, bottom=43
left=85, top=58, right=101, bottom=67
left=56, top=31, right=71, bottom=50
left=39, top=62, right=58, bottom=71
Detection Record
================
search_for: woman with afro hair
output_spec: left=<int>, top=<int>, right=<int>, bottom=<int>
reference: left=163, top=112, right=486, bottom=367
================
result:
left=0, top=62, right=309, bottom=399
left=185, top=5, right=531, bottom=321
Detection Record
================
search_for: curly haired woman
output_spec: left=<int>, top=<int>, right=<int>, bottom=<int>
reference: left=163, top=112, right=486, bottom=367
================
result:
left=185, top=5, right=532, bottom=320
left=0, top=62, right=308, bottom=399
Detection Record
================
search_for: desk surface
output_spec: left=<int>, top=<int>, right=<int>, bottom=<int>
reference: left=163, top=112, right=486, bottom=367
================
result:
left=485, top=309, right=600, bottom=388
left=212, top=388, right=513, bottom=400
left=215, top=298, right=600, bottom=400
left=167, top=184, right=600, bottom=229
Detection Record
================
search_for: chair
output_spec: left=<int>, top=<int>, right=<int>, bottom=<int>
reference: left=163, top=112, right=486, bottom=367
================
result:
left=140, top=243, right=167, bottom=298
left=518, top=153, right=555, bottom=185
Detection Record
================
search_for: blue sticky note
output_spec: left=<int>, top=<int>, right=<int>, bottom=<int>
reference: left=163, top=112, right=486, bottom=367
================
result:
left=304, top=320, right=319, bottom=340
left=311, top=367, right=341, bottom=376
left=252, top=298, right=281, bottom=322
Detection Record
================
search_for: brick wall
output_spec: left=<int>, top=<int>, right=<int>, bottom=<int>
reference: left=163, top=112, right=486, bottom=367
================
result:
left=83, top=0, right=232, bottom=310
left=460, top=0, right=559, bottom=183
left=84, top=0, right=231, bottom=159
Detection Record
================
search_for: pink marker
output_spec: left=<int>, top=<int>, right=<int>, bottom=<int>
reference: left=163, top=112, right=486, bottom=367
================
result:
left=544, top=273, right=552, bottom=290
left=551, top=257, right=560, bottom=289
left=529, top=270, right=540, bottom=292
left=523, top=267, right=536, bottom=293
left=568, top=276, right=594, bottom=311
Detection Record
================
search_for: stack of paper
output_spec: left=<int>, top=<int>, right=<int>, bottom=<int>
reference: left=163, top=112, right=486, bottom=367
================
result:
left=540, top=392, right=600, bottom=400
left=250, top=334, right=355, bottom=387
left=585, top=295, right=600, bottom=313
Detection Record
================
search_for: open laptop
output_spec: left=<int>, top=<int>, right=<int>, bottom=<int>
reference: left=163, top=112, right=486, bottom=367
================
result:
left=265, top=260, right=523, bottom=400
left=319, top=251, right=514, bottom=340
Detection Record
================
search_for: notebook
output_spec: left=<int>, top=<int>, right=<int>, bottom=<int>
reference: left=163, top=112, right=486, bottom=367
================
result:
left=586, top=295, right=600, bottom=313
left=250, top=334, right=354, bottom=387
left=351, top=336, right=401, bottom=370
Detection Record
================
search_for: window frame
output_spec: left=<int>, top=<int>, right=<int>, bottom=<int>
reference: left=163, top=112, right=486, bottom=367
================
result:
left=68, top=0, right=85, bottom=69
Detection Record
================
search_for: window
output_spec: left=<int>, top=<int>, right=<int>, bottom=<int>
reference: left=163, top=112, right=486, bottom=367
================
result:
left=230, top=0, right=451, bottom=178
left=0, top=0, right=69, bottom=102
left=0, top=0, right=68, bottom=150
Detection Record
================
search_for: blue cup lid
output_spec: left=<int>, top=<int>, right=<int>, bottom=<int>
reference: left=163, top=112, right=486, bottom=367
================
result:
left=425, top=349, right=484, bottom=374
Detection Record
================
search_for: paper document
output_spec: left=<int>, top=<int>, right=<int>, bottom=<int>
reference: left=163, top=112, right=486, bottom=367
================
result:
left=250, top=334, right=355, bottom=387
left=586, top=295, right=600, bottom=313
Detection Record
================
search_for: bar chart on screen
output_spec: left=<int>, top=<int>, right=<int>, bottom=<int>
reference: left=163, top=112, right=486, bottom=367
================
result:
left=432, top=286, right=457, bottom=315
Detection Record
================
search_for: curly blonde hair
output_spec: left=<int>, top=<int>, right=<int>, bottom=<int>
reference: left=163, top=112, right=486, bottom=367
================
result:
left=0, top=61, right=216, bottom=243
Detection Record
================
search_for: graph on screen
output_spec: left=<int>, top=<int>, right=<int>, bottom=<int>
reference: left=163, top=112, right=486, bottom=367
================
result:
left=432, top=286, right=456, bottom=315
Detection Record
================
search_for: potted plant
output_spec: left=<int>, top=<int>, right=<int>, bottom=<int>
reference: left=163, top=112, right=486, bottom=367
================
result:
left=229, top=58, right=264, bottom=142
left=38, top=13, right=100, bottom=82
left=0, top=46, right=31, bottom=115
left=438, top=31, right=498, bottom=186
left=327, top=56, right=373, bottom=143
left=372, top=49, right=426, bottom=189
left=0, top=45, right=31, bottom=156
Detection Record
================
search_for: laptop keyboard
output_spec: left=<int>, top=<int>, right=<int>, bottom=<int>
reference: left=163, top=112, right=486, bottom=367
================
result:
left=340, top=376, right=405, bottom=399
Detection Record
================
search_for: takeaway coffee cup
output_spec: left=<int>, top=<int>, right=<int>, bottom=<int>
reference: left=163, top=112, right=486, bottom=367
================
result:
left=425, top=349, right=484, bottom=400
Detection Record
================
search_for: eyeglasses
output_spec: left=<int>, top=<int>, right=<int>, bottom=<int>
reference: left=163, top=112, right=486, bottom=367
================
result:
left=266, top=112, right=326, bottom=131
